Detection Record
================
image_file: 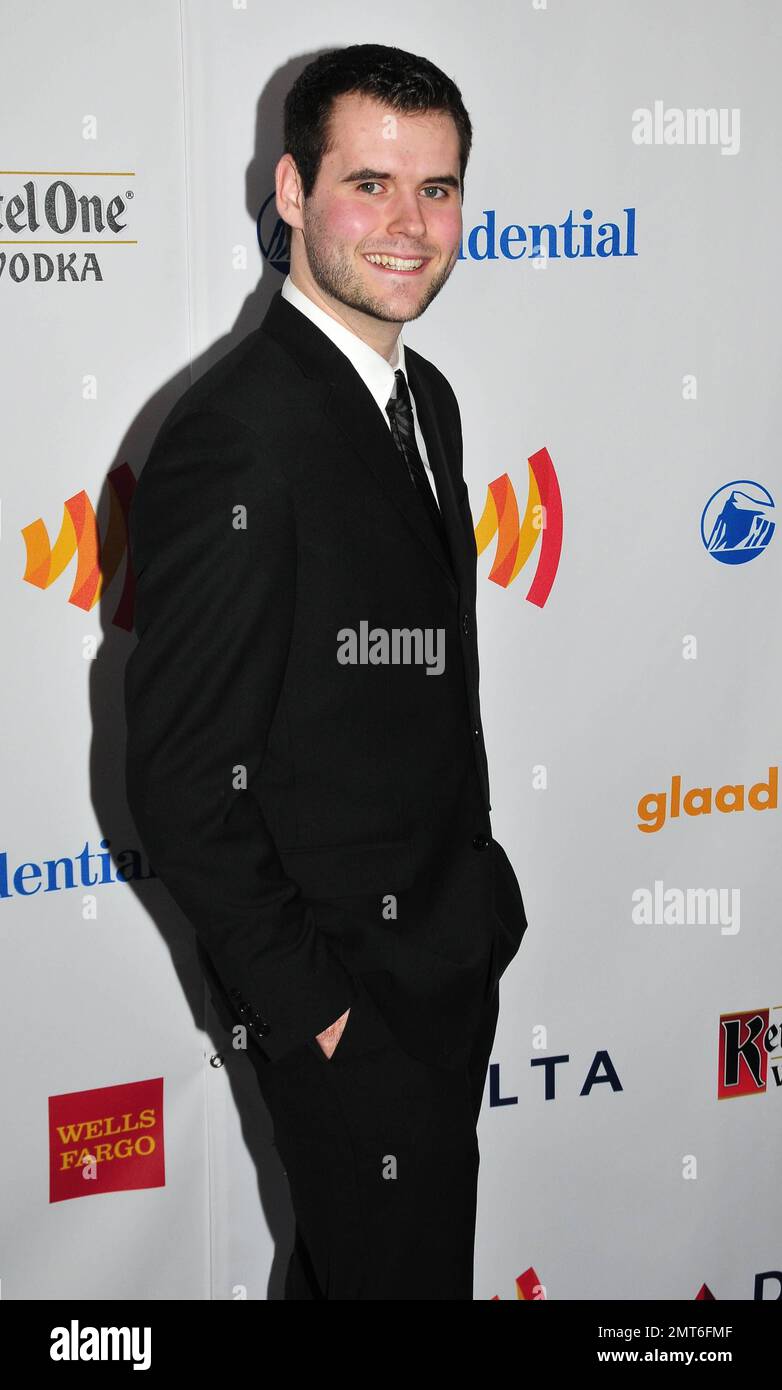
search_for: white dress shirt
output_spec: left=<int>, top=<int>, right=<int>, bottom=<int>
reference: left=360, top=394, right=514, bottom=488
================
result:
left=280, top=273, right=441, bottom=508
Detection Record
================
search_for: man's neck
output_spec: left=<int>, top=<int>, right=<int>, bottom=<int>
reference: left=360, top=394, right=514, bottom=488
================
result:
left=288, top=268, right=402, bottom=363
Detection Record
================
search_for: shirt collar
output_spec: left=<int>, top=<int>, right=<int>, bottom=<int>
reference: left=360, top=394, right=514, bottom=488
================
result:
left=280, top=273, right=406, bottom=414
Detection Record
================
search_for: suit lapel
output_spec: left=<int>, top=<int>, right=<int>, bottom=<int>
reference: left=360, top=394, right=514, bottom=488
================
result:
left=260, top=290, right=461, bottom=593
left=404, top=352, right=468, bottom=593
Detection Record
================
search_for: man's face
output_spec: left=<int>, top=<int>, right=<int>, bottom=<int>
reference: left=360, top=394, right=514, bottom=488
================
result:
left=295, top=92, right=463, bottom=325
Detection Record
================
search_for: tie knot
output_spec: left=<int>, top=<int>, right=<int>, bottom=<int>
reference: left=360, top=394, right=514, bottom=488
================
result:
left=387, top=368, right=410, bottom=414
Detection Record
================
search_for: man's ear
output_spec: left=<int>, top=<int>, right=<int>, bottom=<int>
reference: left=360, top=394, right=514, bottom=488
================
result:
left=275, top=153, right=305, bottom=236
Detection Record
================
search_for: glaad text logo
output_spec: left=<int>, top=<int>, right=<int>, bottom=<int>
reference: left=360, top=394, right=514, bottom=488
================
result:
left=701, top=481, right=775, bottom=565
left=718, top=1005, right=782, bottom=1099
left=256, top=190, right=637, bottom=269
left=21, top=464, right=137, bottom=629
left=0, top=173, right=137, bottom=283
left=337, top=622, right=444, bottom=675
left=637, top=767, right=777, bottom=832
left=632, top=102, right=740, bottom=155
left=474, top=449, right=562, bottom=606
left=50, top=1321, right=151, bottom=1369
left=631, top=881, right=740, bottom=935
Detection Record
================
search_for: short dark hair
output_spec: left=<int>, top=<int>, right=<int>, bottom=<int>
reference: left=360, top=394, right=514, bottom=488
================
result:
left=283, top=43, right=473, bottom=202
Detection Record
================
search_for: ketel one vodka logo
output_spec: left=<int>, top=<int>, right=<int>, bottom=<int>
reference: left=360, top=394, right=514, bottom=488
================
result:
left=0, top=174, right=137, bottom=284
left=718, top=1005, right=782, bottom=1099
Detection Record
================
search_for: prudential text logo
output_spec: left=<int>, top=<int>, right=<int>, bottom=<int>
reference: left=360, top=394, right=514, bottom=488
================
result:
left=256, top=192, right=637, bottom=270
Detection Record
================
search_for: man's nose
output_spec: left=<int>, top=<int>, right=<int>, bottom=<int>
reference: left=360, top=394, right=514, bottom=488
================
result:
left=385, top=191, right=427, bottom=239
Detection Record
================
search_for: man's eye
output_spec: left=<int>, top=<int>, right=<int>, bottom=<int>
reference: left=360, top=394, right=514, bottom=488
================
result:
left=355, top=182, right=449, bottom=198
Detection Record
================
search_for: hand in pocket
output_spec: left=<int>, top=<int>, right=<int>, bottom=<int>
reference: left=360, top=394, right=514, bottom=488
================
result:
left=314, top=1006, right=351, bottom=1059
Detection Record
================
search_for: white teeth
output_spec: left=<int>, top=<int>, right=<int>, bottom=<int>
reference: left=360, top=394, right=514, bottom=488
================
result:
left=365, top=253, right=424, bottom=269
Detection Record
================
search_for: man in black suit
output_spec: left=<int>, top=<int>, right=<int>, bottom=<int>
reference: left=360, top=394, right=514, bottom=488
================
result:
left=124, top=43, right=528, bottom=1300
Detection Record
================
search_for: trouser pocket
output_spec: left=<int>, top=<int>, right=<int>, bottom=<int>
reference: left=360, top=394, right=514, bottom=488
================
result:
left=307, top=974, right=394, bottom=1065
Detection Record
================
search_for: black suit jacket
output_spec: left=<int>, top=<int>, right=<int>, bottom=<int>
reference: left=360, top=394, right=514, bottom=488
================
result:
left=124, top=288, right=527, bottom=1071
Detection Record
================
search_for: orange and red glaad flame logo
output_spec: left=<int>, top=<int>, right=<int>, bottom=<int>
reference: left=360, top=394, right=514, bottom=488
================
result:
left=49, top=1077, right=165, bottom=1203
left=475, top=448, right=562, bottom=606
left=21, top=463, right=137, bottom=630
left=491, top=1267, right=546, bottom=1299
left=21, top=447, right=561, bottom=625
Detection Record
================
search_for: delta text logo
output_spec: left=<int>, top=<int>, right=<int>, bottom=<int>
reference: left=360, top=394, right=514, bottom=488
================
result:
left=21, top=464, right=137, bottom=629
left=0, top=172, right=137, bottom=283
left=257, top=190, right=637, bottom=269
left=718, top=1005, right=782, bottom=1100
left=488, top=1047, right=622, bottom=1109
left=700, top=481, right=775, bottom=565
left=49, top=1077, right=165, bottom=1202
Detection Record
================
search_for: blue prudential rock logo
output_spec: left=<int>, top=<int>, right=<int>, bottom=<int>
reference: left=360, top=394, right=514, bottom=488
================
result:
left=701, top=481, right=775, bottom=565
left=257, top=192, right=290, bottom=274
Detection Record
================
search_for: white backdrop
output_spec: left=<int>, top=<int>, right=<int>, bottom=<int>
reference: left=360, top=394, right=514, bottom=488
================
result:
left=1, top=0, right=780, bottom=1302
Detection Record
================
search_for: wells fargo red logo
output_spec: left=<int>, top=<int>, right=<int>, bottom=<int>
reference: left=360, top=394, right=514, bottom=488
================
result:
left=475, top=448, right=562, bottom=606
left=21, top=463, right=136, bottom=630
left=718, top=1006, right=782, bottom=1100
left=49, top=1077, right=164, bottom=1202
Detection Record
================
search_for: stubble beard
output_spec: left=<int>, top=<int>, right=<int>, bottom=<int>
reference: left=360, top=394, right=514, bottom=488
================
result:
left=300, top=206, right=458, bottom=324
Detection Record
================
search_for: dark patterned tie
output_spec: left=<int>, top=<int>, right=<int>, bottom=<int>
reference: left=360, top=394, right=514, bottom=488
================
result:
left=385, top=369, right=450, bottom=556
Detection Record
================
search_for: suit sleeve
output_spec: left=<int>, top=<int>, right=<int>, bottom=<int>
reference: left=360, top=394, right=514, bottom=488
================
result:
left=445, top=382, right=529, bottom=955
left=124, top=407, right=356, bottom=1062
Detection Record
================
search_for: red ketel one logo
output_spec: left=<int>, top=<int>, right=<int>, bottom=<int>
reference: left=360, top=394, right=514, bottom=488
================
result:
left=718, top=1006, right=782, bottom=1099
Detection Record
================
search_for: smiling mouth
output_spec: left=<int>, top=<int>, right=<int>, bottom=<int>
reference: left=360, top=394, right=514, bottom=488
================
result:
left=363, top=253, right=430, bottom=274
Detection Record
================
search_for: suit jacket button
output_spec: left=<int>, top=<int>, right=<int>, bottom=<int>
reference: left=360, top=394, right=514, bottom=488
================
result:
left=473, top=726, right=480, bottom=739
left=462, top=613, right=470, bottom=635
left=472, top=834, right=491, bottom=850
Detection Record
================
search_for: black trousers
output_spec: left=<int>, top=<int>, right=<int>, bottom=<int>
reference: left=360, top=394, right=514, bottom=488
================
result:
left=248, top=974, right=501, bottom=1300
